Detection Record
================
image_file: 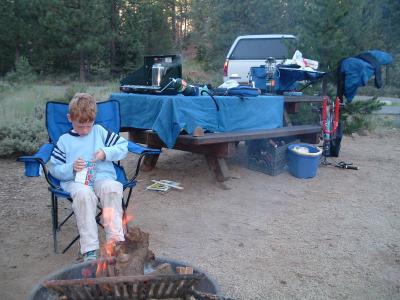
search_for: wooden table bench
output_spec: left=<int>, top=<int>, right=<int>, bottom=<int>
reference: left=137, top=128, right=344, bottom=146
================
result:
left=123, top=95, right=323, bottom=182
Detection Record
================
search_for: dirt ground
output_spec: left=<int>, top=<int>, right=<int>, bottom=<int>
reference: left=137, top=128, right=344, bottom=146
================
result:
left=1, top=129, right=400, bottom=300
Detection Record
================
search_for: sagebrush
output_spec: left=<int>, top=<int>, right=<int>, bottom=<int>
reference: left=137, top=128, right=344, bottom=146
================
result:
left=4, top=56, right=37, bottom=84
left=0, top=118, right=47, bottom=157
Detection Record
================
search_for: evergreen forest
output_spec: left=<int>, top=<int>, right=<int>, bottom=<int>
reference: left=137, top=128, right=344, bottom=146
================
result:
left=1, top=0, right=399, bottom=85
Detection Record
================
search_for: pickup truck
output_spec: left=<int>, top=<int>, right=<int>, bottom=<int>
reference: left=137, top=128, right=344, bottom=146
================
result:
left=223, top=34, right=297, bottom=84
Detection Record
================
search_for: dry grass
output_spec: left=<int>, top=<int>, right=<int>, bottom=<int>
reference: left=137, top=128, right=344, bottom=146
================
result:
left=0, top=82, right=119, bottom=126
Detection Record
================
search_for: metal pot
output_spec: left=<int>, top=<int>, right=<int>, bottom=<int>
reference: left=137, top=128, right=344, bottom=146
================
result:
left=151, top=63, right=166, bottom=87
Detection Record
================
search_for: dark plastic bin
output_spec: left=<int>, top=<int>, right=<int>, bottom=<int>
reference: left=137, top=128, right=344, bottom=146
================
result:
left=247, top=139, right=299, bottom=176
left=287, top=144, right=322, bottom=179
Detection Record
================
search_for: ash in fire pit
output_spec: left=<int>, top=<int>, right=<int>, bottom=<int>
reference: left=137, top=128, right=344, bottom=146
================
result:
left=29, top=223, right=227, bottom=300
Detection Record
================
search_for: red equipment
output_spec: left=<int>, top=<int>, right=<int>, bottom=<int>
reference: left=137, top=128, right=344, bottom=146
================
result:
left=321, top=96, right=340, bottom=134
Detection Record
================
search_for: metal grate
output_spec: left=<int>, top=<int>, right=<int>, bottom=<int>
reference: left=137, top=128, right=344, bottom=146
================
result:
left=44, top=273, right=204, bottom=300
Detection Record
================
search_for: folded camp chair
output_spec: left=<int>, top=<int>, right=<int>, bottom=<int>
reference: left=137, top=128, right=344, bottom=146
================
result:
left=18, top=100, right=160, bottom=253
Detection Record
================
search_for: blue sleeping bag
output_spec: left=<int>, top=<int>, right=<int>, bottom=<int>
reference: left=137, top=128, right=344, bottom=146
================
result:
left=339, top=50, right=393, bottom=102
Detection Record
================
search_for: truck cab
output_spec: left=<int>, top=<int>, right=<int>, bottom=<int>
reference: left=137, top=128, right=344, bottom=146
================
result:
left=223, top=34, right=297, bottom=84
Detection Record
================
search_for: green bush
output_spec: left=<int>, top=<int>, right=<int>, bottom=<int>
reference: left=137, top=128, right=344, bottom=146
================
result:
left=54, top=82, right=88, bottom=103
left=290, top=103, right=320, bottom=125
left=0, top=117, right=47, bottom=157
left=4, top=56, right=37, bottom=84
left=0, top=81, right=12, bottom=94
left=341, top=98, right=385, bottom=134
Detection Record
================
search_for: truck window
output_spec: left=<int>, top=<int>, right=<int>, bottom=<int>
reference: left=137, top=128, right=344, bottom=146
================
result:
left=229, top=38, right=296, bottom=60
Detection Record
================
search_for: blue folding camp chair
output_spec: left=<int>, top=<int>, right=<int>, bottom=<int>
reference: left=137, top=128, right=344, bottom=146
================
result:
left=18, top=100, right=160, bottom=253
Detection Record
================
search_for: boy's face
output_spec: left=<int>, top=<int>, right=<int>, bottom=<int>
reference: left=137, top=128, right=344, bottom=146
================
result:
left=68, top=115, right=94, bottom=136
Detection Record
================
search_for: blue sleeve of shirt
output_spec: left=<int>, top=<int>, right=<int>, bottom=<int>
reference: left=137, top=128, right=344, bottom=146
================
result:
left=48, top=138, right=74, bottom=181
left=98, top=126, right=128, bottom=161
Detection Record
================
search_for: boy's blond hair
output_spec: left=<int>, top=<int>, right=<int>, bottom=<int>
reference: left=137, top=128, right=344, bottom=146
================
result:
left=69, top=93, right=97, bottom=122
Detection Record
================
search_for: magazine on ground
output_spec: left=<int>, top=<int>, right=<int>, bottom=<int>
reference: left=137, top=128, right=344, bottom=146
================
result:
left=146, top=182, right=170, bottom=192
left=146, top=180, right=183, bottom=192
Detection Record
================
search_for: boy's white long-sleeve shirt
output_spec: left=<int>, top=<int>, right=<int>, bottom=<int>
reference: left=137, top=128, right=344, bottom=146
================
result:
left=48, top=124, right=128, bottom=187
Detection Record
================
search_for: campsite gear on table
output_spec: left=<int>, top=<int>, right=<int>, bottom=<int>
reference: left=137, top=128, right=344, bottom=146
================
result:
left=287, top=143, right=322, bottom=179
left=212, top=85, right=260, bottom=97
left=172, top=78, right=199, bottom=96
left=289, top=50, right=319, bottom=70
left=17, top=100, right=161, bottom=254
left=249, top=67, right=270, bottom=93
left=265, top=57, right=277, bottom=93
left=250, top=65, right=325, bottom=94
left=151, top=63, right=166, bottom=87
left=274, top=66, right=326, bottom=94
left=120, top=54, right=182, bottom=94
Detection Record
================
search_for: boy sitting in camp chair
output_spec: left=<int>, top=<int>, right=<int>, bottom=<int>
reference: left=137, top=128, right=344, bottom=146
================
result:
left=48, top=93, right=127, bottom=261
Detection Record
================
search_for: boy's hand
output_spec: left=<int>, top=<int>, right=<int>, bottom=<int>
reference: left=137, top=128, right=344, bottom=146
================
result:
left=73, top=158, right=86, bottom=172
left=93, top=149, right=106, bottom=161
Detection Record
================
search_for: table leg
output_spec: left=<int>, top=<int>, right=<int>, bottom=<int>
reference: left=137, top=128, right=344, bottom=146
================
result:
left=141, top=139, right=162, bottom=171
left=141, top=154, right=160, bottom=171
left=205, top=155, right=231, bottom=182
left=128, top=131, right=163, bottom=172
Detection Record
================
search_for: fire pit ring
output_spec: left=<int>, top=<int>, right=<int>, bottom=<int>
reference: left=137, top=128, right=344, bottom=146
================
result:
left=29, top=257, right=221, bottom=300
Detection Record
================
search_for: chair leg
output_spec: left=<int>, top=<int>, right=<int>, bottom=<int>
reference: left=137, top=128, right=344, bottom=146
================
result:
left=62, top=234, right=80, bottom=254
left=51, top=194, right=58, bottom=253
left=96, top=210, right=104, bottom=228
left=124, top=188, right=133, bottom=211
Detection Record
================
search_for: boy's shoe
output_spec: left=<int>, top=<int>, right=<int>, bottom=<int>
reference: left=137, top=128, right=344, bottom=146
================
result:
left=83, top=250, right=98, bottom=262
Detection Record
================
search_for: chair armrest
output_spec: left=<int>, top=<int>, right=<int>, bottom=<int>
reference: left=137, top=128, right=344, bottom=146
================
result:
left=128, top=141, right=161, bottom=155
left=17, top=143, right=54, bottom=177
left=125, top=141, right=161, bottom=183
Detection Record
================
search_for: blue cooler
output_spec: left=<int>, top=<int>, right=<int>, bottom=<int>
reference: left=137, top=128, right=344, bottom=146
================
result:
left=249, top=66, right=267, bottom=91
left=287, top=144, right=322, bottom=179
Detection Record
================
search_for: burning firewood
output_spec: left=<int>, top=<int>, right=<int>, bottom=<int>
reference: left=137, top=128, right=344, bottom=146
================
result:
left=96, top=221, right=172, bottom=279
left=114, top=223, right=155, bottom=276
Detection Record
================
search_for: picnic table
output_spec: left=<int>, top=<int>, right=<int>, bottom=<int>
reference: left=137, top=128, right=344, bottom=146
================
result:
left=110, top=93, right=323, bottom=181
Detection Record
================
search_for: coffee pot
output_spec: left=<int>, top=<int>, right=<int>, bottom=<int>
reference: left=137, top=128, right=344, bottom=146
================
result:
left=151, top=63, right=166, bottom=87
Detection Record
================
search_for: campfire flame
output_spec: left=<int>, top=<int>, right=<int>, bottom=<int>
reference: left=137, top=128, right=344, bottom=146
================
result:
left=95, top=209, right=134, bottom=277
left=123, top=213, right=134, bottom=226
left=96, top=240, right=116, bottom=277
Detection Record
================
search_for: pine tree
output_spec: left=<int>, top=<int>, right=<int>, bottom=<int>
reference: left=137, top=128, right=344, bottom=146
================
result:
left=191, top=0, right=295, bottom=70
left=39, top=0, right=108, bottom=80
left=0, top=0, right=39, bottom=74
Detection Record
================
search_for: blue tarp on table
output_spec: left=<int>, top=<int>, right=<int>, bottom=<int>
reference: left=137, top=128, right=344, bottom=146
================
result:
left=109, top=93, right=284, bottom=148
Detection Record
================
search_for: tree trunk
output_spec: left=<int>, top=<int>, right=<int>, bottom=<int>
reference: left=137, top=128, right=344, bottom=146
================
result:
left=79, top=50, right=86, bottom=81
left=109, top=0, right=118, bottom=75
left=171, top=0, right=176, bottom=43
left=15, top=35, right=21, bottom=67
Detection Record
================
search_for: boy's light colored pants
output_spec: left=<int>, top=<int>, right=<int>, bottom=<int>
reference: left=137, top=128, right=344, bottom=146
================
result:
left=63, top=179, right=125, bottom=254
